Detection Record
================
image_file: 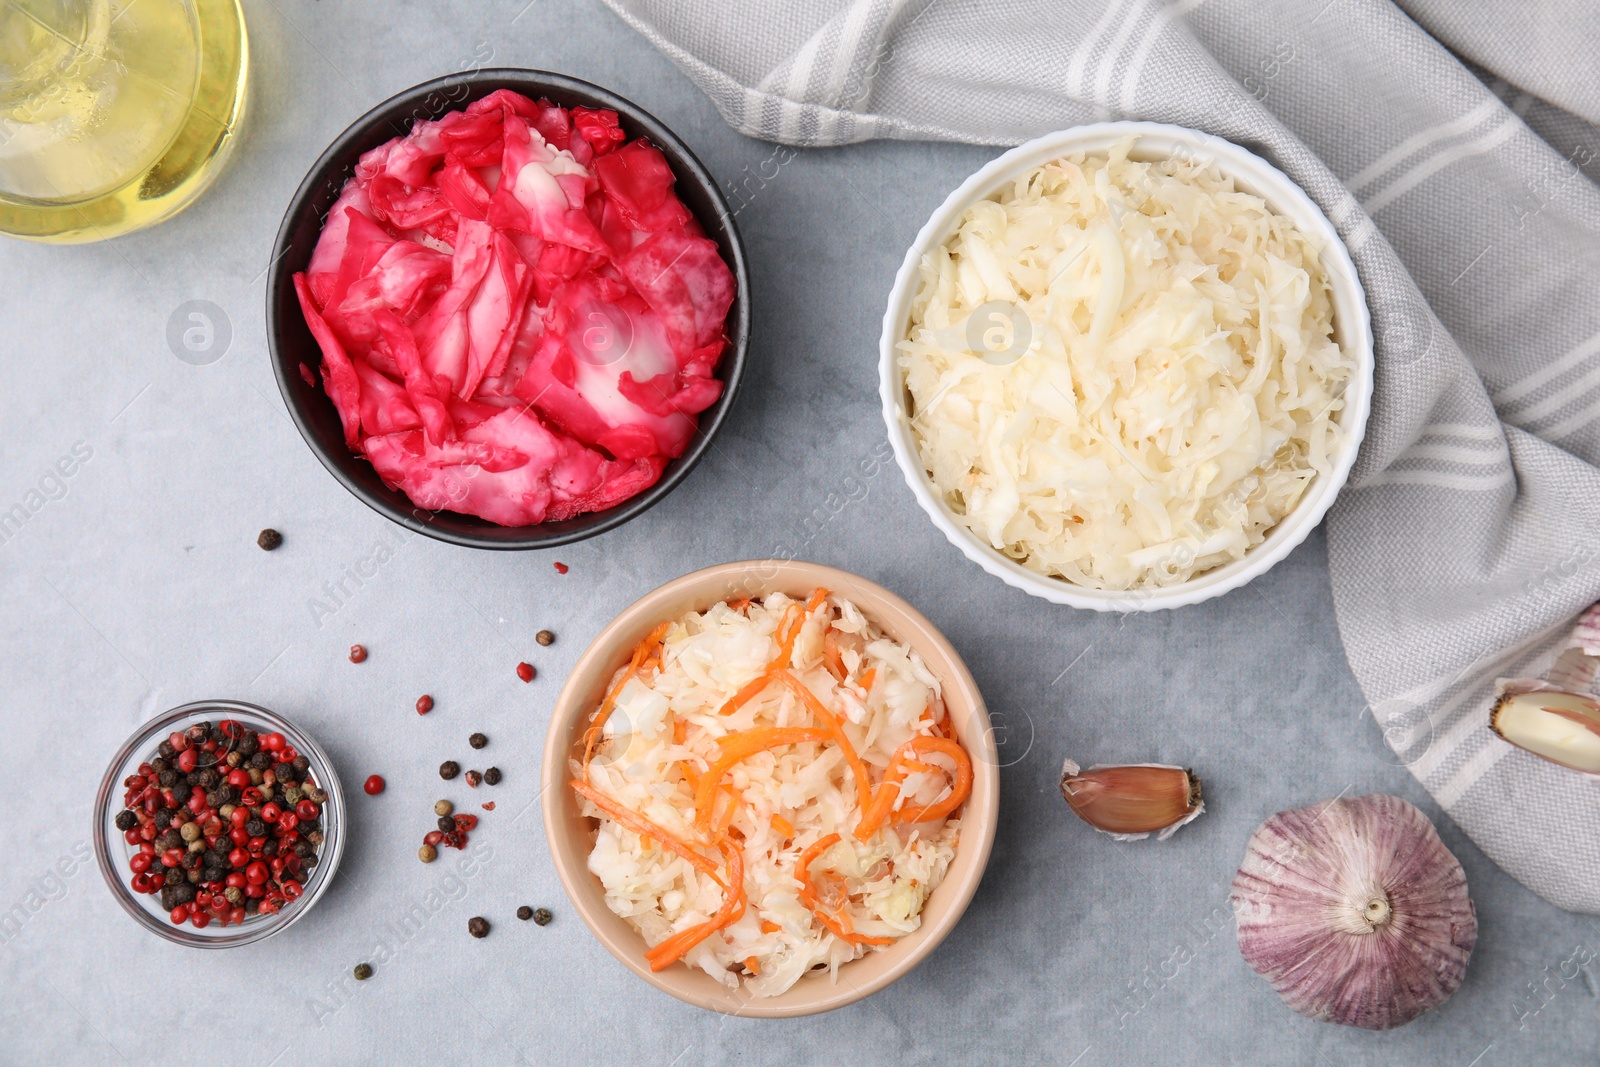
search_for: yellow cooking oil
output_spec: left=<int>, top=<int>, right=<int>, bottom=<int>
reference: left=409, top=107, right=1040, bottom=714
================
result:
left=0, top=0, right=248, bottom=243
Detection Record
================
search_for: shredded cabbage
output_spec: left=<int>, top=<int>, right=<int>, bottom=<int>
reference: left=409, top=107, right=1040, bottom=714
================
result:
left=899, top=141, right=1353, bottom=589
left=572, top=592, right=963, bottom=996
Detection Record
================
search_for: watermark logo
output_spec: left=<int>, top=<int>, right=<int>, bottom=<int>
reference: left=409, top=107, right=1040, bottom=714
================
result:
left=570, top=299, right=634, bottom=367
left=965, top=300, right=1032, bottom=366
left=167, top=300, right=232, bottom=366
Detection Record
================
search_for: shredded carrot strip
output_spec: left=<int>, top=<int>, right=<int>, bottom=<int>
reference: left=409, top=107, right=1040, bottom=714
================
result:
left=727, top=596, right=751, bottom=613
left=759, top=920, right=781, bottom=934
left=644, top=840, right=745, bottom=971
left=744, top=956, right=760, bottom=974
left=770, top=814, right=795, bottom=838
left=858, top=668, right=876, bottom=692
left=717, top=591, right=830, bottom=715
left=582, top=622, right=670, bottom=769
left=778, top=673, right=874, bottom=817
left=568, top=779, right=719, bottom=878
left=854, top=736, right=973, bottom=841
left=795, top=834, right=895, bottom=947
left=715, top=785, right=739, bottom=834
left=822, top=633, right=846, bottom=680
left=692, top=727, right=830, bottom=832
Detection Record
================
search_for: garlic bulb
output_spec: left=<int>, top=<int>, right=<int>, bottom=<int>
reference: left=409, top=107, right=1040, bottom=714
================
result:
left=1231, top=794, right=1476, bottom=1030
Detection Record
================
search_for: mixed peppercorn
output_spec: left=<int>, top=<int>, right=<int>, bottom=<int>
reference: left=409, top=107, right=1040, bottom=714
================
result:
left=115, top=719, right=326, bottom=928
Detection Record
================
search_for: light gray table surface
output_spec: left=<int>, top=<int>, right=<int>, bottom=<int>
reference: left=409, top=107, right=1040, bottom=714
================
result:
left=2, top=1, right=1597, bottom=1064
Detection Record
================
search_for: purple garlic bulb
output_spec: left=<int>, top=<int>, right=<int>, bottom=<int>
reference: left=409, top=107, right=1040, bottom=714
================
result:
left=1231, top=794, right=1477, bottom=1030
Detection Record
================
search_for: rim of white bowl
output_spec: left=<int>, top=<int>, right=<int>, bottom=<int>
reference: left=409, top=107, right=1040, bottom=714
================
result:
left=878, top=121, right=1375, bottom=611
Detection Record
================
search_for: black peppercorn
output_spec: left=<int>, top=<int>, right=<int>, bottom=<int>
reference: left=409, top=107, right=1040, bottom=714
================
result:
left=275, top=762, right=298, bottom=783
left=468, top=916, right=490, bottom=938
left=209, top=725, right=229, bottom=744
left=292, top=755, right=310, bottom=774
left=440, top=761, right=460, bottom=780
left=157, top=740, right=175, bottom=759
left=156, top=830, right=184, bottom=852
left=201, top=865, right=224, bottom=883
left=302, top=852, right=319, bottom=869
left=160, top=885, right=177, bottom=911
left=517, top=906, right=533, bottom=921
left=483, top=767, right=502, bottom=786
left=157, top=769, right=179, bottom=788
left=245, top=897, right=260, bottom=914
left=150, top=756, right=169, bottom=773
left=533, top=908, right=552, bottom=926
left=197, top=768, right=219, bottom=789
left=151, top=806, right=175, bottom=828
left=257, top=528, right=283, bottom=551
left=183, top=851, right=203, bottom=871
left=184, top=771, right=204, bottom=788
left=250, top=751, right=273, bottom=770
left=245, top=819, right=266, bottom=838
left=202, top=849, right=226, bottom=869
left=294, top=840, right=313, bottom=857
left=261, top=839, right=278, bottom=857
left=237, top=735, right=259, bottom=757
left=114, top=810, right=137, bottom=832
left=204, top=789, right=226, bottom=809
left=186, top=869, right=203, bottom=885
left=172, top=882, right=196, bottom=905
left=353, top=963, right=373, bottom=981
left=469, top=732, right=488, bottom=749
left=437, top=815, right=456, bottom=834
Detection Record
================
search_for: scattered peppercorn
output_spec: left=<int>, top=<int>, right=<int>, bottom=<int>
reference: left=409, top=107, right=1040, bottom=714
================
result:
left=434, top=800, right=453, bottom=816
left=468, top=916, right=490, bottom=938
left=418, top=845, right=437, bottom=864
left=114, top=810, right=137, bottom=832
left=439, top=761, right=460, bottom=780
left=469, top=732, right=488, bottom=749
left=516, top=662, right=535, bottom=682
left=257, top=529, right=283, bottom=551
left=536, top=630, right=555, bottom=646
left=517, top=905, right=533, bottom=921
left=354, top=963, right=374, bottom=981
left=349, top=644, right=368, bottom=664
left=484, top=767, right=502, bottom=786
left=416, top=694, right=433, bottom=715
left=465, top=770, right=482, bottom=788
left=437, top=815, right=456, bottom=834
left=534, top=908, right=553, bottom=926
left=364, top=775, right=385, bottom=796
left=553, top=562, right=568, bottom=574
left=481, top=801, right=495, bottom=811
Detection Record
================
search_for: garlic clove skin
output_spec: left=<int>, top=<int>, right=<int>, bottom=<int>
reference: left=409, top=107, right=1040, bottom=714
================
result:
left=1059, top=760, right=1203, bottom=840
left=1231, top=794, right=1476, bottom=1030
left=1489, top=686, right=1600, bottom=774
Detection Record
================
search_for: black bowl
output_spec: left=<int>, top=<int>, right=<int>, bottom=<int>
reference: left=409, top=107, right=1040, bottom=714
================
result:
left=266, top=69, right=749, bottom=549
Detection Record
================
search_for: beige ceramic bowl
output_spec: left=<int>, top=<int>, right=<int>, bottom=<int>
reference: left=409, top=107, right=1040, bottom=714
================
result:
left=541, top=560, right=999, bottom=1017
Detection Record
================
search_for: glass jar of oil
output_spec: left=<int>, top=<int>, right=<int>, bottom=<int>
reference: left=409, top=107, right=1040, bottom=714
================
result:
left=0, top=0, right=248, bottom=243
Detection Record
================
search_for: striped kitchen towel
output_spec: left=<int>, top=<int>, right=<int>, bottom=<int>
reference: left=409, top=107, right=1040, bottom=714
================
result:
left=599, top=0, right=1600, bottom=911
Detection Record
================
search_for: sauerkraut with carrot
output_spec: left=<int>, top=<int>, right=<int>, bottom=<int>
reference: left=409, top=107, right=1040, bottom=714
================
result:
left=569, top=589, right=972, bottom=995
left=899, top=141, right=1353, bottom=589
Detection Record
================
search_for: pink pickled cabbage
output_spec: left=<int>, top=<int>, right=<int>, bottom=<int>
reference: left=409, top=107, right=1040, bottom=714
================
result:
left=293, top=89, right=735, bottom=526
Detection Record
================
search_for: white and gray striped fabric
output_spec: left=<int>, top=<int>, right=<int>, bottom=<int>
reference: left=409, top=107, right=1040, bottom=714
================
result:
left=599, top=0, right=1600, bottom=912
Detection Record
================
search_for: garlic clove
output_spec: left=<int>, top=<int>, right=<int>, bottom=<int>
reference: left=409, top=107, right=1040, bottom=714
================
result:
left=1059, top=760, right=1203, bottom=840
left=1489, top=686, right=1600, bottom=774
left=1231, top=794, right=1476, bottom=1030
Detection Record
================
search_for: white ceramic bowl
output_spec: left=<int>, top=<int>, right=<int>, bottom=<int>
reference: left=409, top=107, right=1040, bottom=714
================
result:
left=879, top=122, right=1374, bottom=611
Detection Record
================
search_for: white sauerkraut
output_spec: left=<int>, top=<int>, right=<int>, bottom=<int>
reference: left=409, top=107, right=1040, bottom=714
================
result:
left=571, top=591, right=968, bottom=996
left=899, top=141, right=1353, bottom=589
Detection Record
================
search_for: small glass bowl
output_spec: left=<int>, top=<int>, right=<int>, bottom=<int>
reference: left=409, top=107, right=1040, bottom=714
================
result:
left=94, top=699, right=346, bottom=948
